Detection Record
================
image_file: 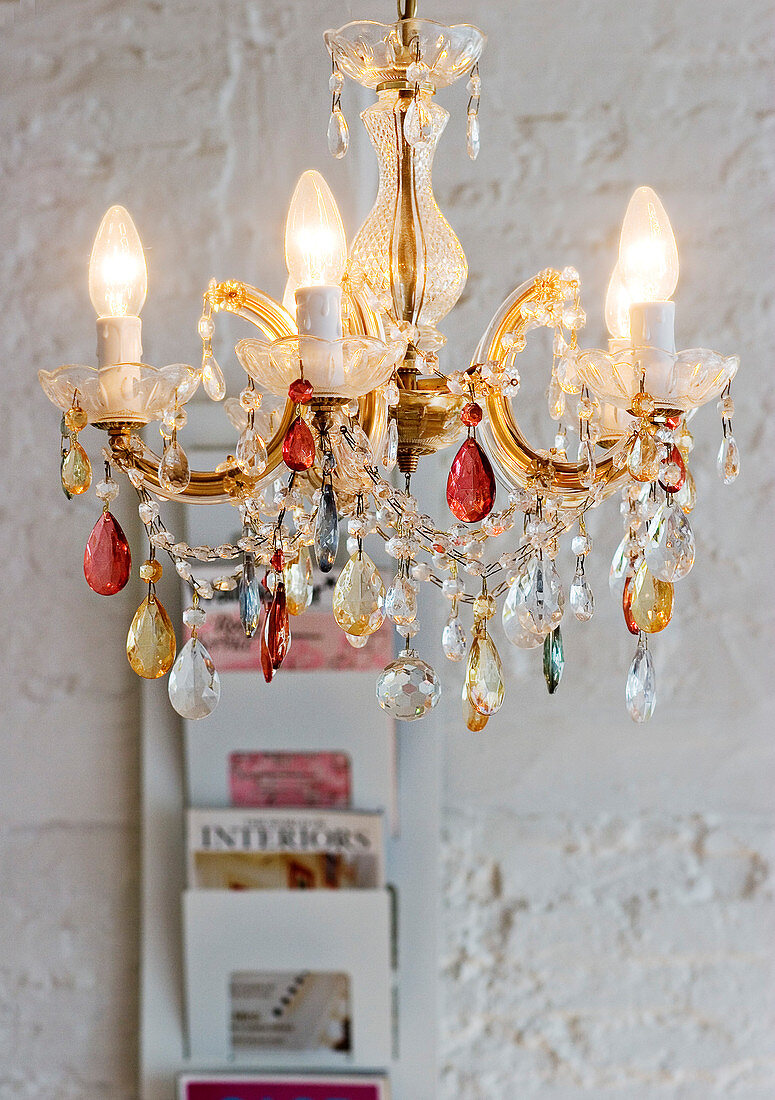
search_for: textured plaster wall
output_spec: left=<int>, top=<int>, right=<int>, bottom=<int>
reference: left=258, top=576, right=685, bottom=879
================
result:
left=0, top=1, right=773, bottom=1098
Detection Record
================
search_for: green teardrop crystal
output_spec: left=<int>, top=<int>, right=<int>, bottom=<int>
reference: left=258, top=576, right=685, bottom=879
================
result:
left=542, top=625, right=564, bottom=694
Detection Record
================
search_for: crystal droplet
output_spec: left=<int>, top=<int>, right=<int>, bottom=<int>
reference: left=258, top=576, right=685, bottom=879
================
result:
left=465, top=631, right=505, bottom=716
left=717, top=434, right=740, bottom=484
left=239, top=554, right=260, bottom=637
left=547, top=376, right=565, bottom=420
left=202, top=355, right=226, bottom=401
left=659, top=444, right=686, bottom=494
left=674, top=466, right=697, bottom=514
left=346, top=632, right=369, bottom=649
left=569, top=571, right=595, bottom=621
left=333, top=551, right=386, bottom=636
left=645, top=502, right=695, bottom=582
left=466, top=112, right=480, bottom=160
left=442, top=615, right=467, bottom=662
left=236, top=428, right=268, bottom=477
left=578, top=439, right=596, bottom=487
left=462, top=677, right=488, bottom=731
left=622, top=574, right=640, bottom=636
left=61, top=440, right=92, bottom=495
left=126, top=595, right=176, bottom=679
left=328, top=107, right=349, bottom=158
left=382, top=418, right=398, bottom=472
left=626, top=640, right=656, bottom=723
left=376, top=651, right=440, bottom=720
left=283, top=415, right=316, bottom=471
left=284, top=545, right=313, bottom=616
left=385, top=574, right=417, bottom=625
left=403, top=96, right=431, bottom=147
left=609, top=535, right=632, bottom=597
left=502, top=575, right=543, bottom=649
left=315, top=484, right=339, bottom=573
left=168, top=637, right=221, bottom=719
left=517, top=558, right=564, bottom=636
left=628, top=427, right=661, bottom=482
left=631, top=561, right=673, bottom=634
left=446, top=437, right=496, bottom=523
left=543, top=626, right=564, bottom=695
left=83, top=511, right=132, bottom=595
left=158, top=440, right=190, bottom=493
left=262, top=580, right=291, bottom=682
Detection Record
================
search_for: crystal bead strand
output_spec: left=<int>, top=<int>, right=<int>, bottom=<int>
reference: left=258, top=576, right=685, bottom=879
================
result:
left=465, top=63, right=481, bottom=160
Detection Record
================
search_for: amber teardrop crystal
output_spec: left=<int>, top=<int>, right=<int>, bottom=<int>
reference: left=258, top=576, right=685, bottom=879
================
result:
left=282, top=416, right=316, bottom=471
left=465, top=630, right=505, bottom=715
left=622, top=573, right=640, bottom=636
left=333, top=552, right=386, bottom=636
left=61, top=440, right=92, bottom=495
left=446, top=437, right=496, bottom=523
left=631, top=561, right=674, bottom=634
left=126, top=595, right=176, bottom=679
left=284, top=544, right=314, bottom=616
left=84, top=510, right=132, bottom=595
left=462, top=678, right=489, bottom=732
left=262, top=580, right=291, bottom=682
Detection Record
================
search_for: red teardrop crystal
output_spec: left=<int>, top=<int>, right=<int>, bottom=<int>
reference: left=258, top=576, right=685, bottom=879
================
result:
left=262, top=580, right=291, bottom=682
left=658, top=444, right=686, bottom=494
left=446, top=437, right=496, bottom=522
left=282, top=416, right=316, bottom=471
left=622, top=574, right=639, bottom=636
left=83, top=510, right=132, bottom=595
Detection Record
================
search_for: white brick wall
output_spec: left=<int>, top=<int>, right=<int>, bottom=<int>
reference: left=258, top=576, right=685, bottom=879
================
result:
left=1, top=1, right=773, bottom=1097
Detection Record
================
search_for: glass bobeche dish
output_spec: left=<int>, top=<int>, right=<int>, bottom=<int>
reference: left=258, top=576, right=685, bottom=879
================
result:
left=38, top=362, right=201, bottom=426
left=575, top=346, right=739, bottom=412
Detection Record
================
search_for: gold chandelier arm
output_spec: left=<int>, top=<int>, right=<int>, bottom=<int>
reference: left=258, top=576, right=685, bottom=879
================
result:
left=106, top=280, right=386, bottom=504
left=477, top=273, right=628, bottom=506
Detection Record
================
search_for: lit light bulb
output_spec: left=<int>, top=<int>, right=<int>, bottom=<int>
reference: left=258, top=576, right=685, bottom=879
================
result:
left=89, top=205, right=148, bottom=318
left=617, top=186, right=679, bottom=304
left=604, top=262, right=632, bottom=340
left=284, top=170, right=347, bottom=288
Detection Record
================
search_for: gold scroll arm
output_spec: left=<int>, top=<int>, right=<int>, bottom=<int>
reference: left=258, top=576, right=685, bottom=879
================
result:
left=478, top=273, right=628, bottom=509
left=109, top=279, right=385, bottom=504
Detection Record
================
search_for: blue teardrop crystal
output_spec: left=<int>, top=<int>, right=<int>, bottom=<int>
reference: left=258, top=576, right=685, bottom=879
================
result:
left=239, top=553, right=260, bottom=637
left=543, top=625, right=564, bottom=695
left=315, top=483, right=339, bottom=573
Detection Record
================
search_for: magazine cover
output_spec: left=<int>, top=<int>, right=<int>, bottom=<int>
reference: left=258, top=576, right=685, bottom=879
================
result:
left=178, top=1074, right=390, bottom=1100
left=186, top=808, right=384, bottom=889
left=230, top=970, right=350, bottom=1052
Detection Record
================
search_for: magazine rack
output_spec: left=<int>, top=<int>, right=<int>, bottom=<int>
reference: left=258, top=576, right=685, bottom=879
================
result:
left=139, top=402, right=441, bottom=1098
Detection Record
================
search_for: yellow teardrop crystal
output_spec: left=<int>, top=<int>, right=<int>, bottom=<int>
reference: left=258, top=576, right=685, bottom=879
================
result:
left=285, top=544, right=313, bottom=616
left=465, top=630, right=505, bottom=715
left=627, top=427, right=661, bottom=482
left=126, top=595, right=177, bottom=678
left=332, top=551, right=385, bottom=637
left=462, top=678, right=489, bottom=731
left=631, top=561, right=674, bottom=634
left=61, top=440, right=92, bottom=495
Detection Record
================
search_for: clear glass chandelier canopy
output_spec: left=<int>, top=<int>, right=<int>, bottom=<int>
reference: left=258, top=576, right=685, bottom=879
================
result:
left=38, top=0, right=740, bottom=729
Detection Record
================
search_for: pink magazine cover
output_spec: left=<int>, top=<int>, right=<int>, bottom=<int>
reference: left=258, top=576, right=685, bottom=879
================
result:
left=178, top=1076, right=388, bottom=1100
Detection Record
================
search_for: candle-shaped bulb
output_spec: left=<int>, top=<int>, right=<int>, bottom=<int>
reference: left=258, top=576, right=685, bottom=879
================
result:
left=89, top=205, right=147, bottom=318
left=617, top=186, right=679, bottom=304
left=604, top=262, right=632, bottom=340
left=284, top=170, right=347, bottom=288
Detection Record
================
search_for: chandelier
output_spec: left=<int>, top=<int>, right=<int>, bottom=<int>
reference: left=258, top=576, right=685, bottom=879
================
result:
left=39, top=1, right=740, bottom=729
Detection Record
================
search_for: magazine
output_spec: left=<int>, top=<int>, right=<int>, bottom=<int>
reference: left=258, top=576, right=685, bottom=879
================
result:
left=178, top=1074, right=390, bottom=1100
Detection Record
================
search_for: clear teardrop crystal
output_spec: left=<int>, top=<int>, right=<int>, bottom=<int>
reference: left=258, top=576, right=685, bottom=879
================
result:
left=168, top=637, right=221, bottom=720
left=382, top=418, right=398, bottom=472
left=626, top=640, right=656, bottom=723
left=284, top=545, right=314, bottom=616
left=502, top=575, right=543, bottom=649
left=239, top=554, right=260, bottom=636
left=543, top=626, right=564, bottom=694
left=645, top=501, right=695, bottom=581
left=403, top=96, right=431, bottom=147
left=609, top=535, right=631, bottom=597
left=315, top=484, right=339, bottom=572
left=236, top=428, right=268, bottom=477
left=333, top=551, right=385, bottom=636
left=517, top=558, right=564, bottom=636
left=674, top=466, right=697, bottom=513
left=158, top=440, right=190, bottom=493
left=717, top=434, right=740, bottom=484
left=578, top=439, right=596, bottom=487
left=569, top=570, right=595, bottom=621
left=466, top=112, right=480, bottom=160
left=385, top=574, right=417, bottom=625
left=327, top=108, right=349, bottom=158
left=376, top=650, right=440, bottom=720
left=465, top=631, right=505, bottom=716
left=442, top=615, right=467, bottom=661
left=202, top=354, right=226, bottom=401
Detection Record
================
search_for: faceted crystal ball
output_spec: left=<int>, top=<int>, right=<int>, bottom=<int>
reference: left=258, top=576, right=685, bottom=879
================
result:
left=376, top=651, right=441, bottom=721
